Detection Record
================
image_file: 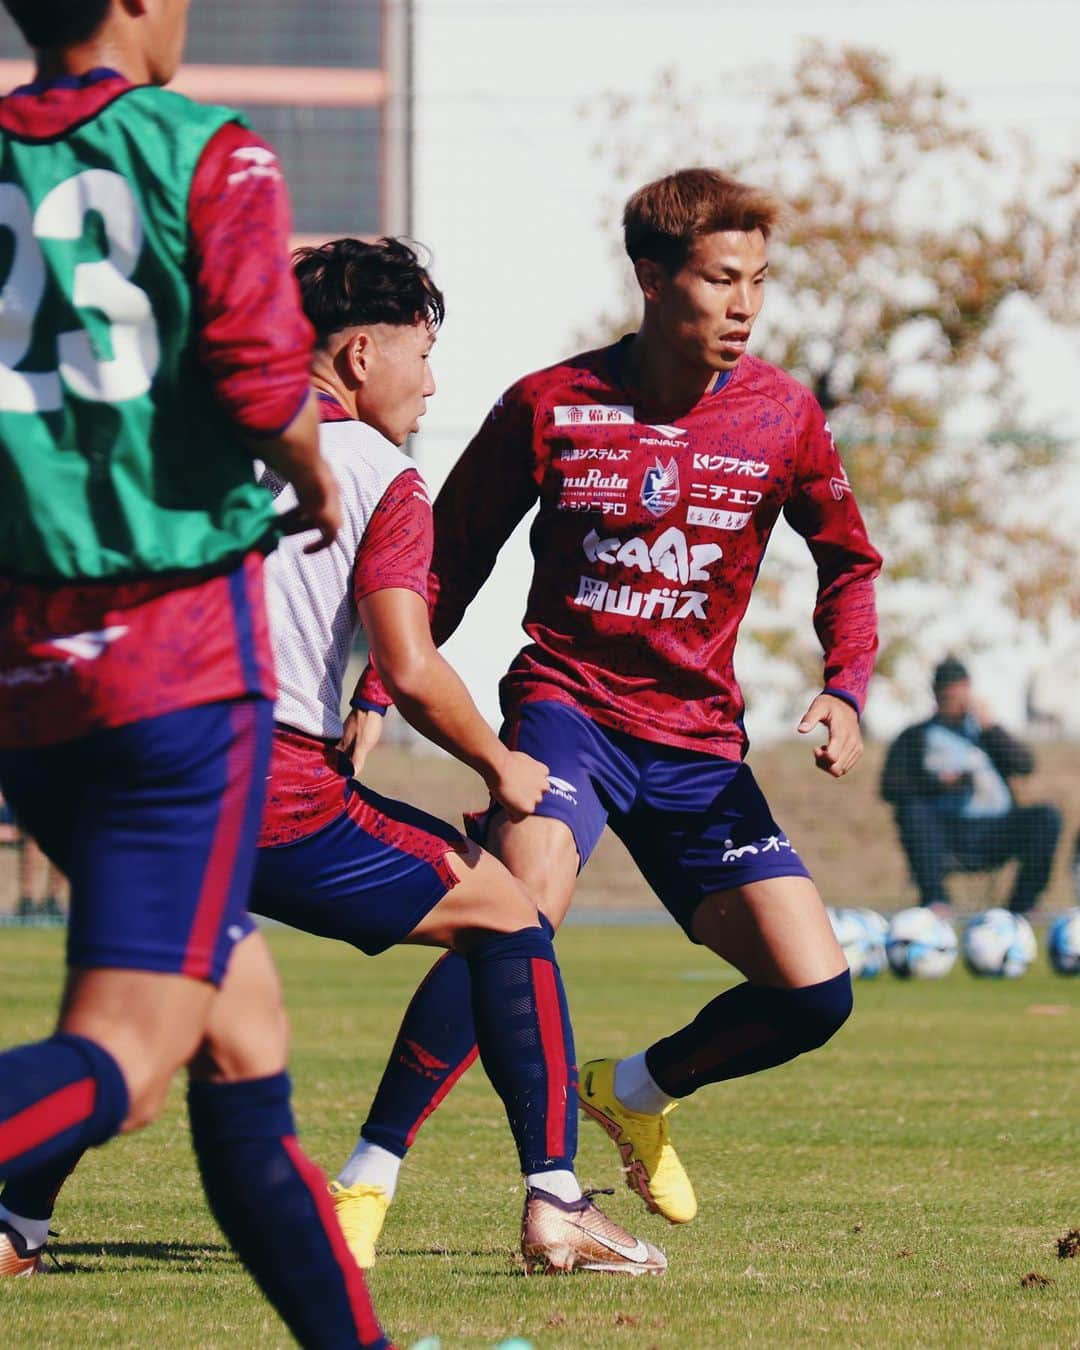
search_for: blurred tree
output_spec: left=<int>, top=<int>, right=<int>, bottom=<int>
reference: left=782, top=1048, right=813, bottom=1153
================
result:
left=586, top=45, right=1080, bottom=711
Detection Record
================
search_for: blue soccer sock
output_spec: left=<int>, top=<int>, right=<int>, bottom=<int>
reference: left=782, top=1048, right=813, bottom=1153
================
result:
left=188, top=1073, right=389, bottom=1349
left=360, top=950, right=478, bottom=1159
left=644, top=970, right=854, bottom=1098
left=465, top=925, right=578, bottom=1177
left=0, top=1033, right=128, bottom=1180
left=1, top=1149, right=83, bottom=1223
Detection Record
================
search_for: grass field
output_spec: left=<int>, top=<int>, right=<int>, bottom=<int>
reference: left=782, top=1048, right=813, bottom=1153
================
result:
left=1, top=926, right=1077, bottom=1349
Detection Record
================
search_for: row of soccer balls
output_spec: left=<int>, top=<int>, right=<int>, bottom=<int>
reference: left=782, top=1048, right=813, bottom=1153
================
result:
left=827, top=906, right=1080, bottom=980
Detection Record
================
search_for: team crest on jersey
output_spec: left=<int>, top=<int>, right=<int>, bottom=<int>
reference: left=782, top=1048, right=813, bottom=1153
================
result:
left=641, top=458, right=680, bottom=517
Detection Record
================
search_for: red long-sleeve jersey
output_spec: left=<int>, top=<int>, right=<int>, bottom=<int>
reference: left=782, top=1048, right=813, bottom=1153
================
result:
left=364, top=340, right=882, bottom=760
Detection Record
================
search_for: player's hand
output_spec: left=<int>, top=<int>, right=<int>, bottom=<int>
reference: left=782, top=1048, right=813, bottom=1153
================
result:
left=337, top=708, right=385, bottom=779
left=486, top=750, right=550, bottom=822
left=279, top=459, right=342, bottom=553
left=797, top=693, right=862, bottom=778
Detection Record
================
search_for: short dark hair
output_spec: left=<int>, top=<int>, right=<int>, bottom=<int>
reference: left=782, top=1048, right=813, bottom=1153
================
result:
left=623, top=168, right=781, bottom=273
left=292, top=237, right=445, bottom=346
left=932, top=657, right=970, bottom=692
left=3, top=0, right=110, bottom=48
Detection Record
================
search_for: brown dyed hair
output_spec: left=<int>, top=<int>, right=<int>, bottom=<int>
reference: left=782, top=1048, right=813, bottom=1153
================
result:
left=623, top=168, right=781, bottom=273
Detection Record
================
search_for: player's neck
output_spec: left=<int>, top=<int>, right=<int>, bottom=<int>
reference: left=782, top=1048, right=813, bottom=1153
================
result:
left=34, top=32, right=156, bottom=86
left=623, top=330, right=725, bottom=414
left=310, top=368, right=357, bottom=420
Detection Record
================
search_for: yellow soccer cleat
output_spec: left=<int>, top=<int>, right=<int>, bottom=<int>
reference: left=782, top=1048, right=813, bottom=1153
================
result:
left=0, top=1222, right=45, bottom=1277
left=328, top=1180, right=390, bottom=1269
left=579, top=1057, right=698, bottom=1224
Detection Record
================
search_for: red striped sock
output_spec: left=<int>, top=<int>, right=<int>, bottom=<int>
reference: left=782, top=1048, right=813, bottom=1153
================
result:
left=0, top=1033, right=127, bottom=1180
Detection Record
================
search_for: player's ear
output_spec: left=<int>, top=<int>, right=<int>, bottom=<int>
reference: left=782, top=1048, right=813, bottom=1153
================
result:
left=634, top=257, right=668, bottom=304
left=345, top=331, right=373, bottom=386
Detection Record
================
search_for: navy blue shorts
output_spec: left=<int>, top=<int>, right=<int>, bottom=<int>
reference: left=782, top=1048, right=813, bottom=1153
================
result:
left=477, top=700, right=810, bottom=937
left=0, top=698, right=270, bottom=984
left=252, top=781, right=466, bottom=956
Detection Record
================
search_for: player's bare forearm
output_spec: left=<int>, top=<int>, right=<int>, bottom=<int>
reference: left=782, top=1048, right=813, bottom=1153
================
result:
left=337, top=708, right=385, bottom=779
left=797, top=692, right=863, bottom=778
left=387, top=654, right=549, bottom=819
left=358, top=588, right=548, bottom=817
left=390, top=651, right=500, bottom=774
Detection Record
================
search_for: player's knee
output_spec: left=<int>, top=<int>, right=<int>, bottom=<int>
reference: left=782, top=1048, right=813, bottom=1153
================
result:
left=195, top=1001, right=291, bottom=1083
left=441, top=845, right=544, bottom=942
left=783, top=969, right=853, bottom=1054
left=120, top=1067, right=176, bottom=1132
left=87, top=1033, right=194, bottom=1132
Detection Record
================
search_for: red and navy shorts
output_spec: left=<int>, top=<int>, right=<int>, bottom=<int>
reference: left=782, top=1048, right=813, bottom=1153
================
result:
left=471, top=699, right=811, bottom=938
left=0, top=697, right=272, bottom=984
left=253, top=732, right=466, bottom=955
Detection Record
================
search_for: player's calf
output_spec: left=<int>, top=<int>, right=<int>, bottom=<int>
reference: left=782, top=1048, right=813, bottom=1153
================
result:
left=58, top=967, right=216, bottom=1131
left=0, top=1033, right=128, bottom=1182
left=192, top=932, right=290, bottom=1084
left=645, top=968, right=854, bottom=1098
left=189, top=1073, right=390, bottom=1348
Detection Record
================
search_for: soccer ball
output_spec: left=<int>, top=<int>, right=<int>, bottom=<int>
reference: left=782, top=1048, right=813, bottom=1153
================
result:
left=828, top=906, right=887, bottom=979
left=827, top=907, right=871, bottom=977
left=852, top=907, right=888, bottom=978
left=885, top=907, right=958, bottom=979
left=961, top=908, right=1037, bottom=978
left=1047, top=908, right=1080, bottom=975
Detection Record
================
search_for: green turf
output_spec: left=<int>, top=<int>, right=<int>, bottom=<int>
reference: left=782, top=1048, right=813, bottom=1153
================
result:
left=1, top=926, right=1077, bottom=1348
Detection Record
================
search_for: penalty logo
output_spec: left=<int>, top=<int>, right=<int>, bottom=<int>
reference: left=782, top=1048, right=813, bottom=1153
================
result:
left=641, top=458, right=680, bottom=517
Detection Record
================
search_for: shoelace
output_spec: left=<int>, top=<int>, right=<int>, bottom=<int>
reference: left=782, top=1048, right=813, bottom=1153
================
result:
left=40, top=1227, right=64, bottom=1271
left=580, top=1187, right=615, bottom=1204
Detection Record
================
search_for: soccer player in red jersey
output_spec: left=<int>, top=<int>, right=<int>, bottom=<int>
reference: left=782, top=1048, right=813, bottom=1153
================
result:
left=0, top=4, right=392, bottom=1344
left=251, top=237, right=663, bottom=1276
left=0, top=234, right=667, bottom=1280
left=342, top=168, right=883, bottom=1247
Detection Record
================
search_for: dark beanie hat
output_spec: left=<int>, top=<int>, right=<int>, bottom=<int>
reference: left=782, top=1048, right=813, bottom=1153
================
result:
left=932, top=657, right=969, bottom=691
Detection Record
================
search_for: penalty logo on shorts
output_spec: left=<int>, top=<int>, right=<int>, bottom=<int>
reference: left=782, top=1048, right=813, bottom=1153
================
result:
left=641, top=458, right=680, bottom=517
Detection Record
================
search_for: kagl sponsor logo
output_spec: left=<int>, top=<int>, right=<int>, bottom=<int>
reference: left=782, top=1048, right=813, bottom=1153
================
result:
left=546, top=776, right=578, bottom=804
left=583, top=526, right=722, bottom=586
left=640, top=458, right=680, bottom=517
left=692, top=453, right=769, bottom=477
left=553, top=404, right=634, bottom=427
left=686, top=505, right=752, bottom=531
left=574, top=576, right=709, bottom=621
